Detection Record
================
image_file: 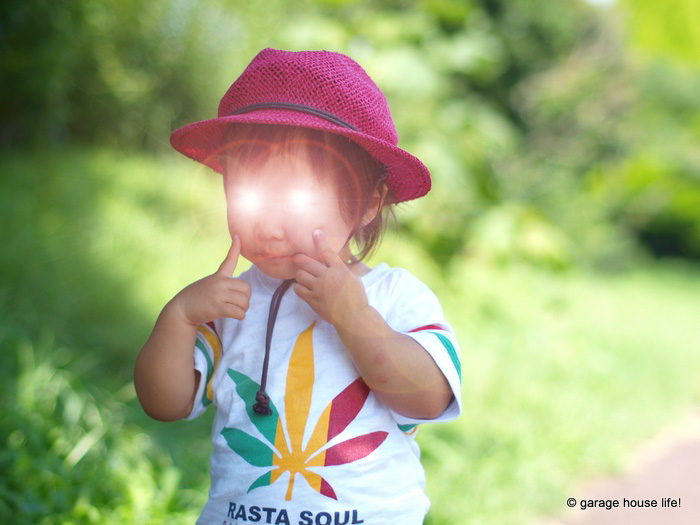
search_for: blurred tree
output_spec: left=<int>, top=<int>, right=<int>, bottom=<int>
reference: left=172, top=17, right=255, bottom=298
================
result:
left=0, top=0, right=289, bottom=149
left=619, top=0, right=700, bottom=67
left=3, top=0, right=699, bottom=264
left=594, top=0, right=700, bottom=260
left=274, top=0, right=610, bottom=267
left=313, top=0, right=700, bottom=267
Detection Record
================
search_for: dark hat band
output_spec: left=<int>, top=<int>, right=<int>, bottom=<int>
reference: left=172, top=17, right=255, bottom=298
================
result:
left=229, top=102, right=358, bottom=131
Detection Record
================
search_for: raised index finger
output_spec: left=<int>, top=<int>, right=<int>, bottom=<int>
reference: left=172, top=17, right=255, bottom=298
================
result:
left=217, top=234, right=241, bottom=276
left=313, top=229, right=342, bottom=267
left=293, top=252, right=327, bottom=277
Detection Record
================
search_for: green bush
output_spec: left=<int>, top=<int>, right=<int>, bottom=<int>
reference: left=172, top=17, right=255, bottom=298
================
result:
left=0, top=335, right=202, bottom=524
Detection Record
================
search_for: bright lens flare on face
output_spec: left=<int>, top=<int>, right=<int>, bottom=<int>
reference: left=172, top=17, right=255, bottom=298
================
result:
left=234, top=185, right=316, bottom=214
left=238, top=187, right=262, bottom=212
left=288, top=188, right=312, bottom=209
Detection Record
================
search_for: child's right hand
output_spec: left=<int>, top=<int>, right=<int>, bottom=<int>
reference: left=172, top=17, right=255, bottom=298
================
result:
left=170, top=234, right=251, bottom=326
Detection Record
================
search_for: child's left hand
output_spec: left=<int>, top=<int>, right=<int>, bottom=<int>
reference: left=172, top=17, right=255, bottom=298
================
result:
left=293, top=229, right=368, bottom=326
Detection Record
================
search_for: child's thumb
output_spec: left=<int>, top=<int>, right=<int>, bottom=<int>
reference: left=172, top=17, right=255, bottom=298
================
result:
left=217, top=234, right=241, bottom=276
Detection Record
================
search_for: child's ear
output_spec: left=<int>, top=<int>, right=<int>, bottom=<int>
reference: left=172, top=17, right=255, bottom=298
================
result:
left=361, top=184, right=386, bottom=227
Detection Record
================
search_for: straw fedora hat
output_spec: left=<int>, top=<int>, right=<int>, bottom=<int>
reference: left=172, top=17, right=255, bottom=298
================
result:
left=170, top=48, right=431, bottom=202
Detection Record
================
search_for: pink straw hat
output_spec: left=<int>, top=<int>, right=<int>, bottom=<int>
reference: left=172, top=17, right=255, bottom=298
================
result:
left=170, top=48, right=431, bottom=202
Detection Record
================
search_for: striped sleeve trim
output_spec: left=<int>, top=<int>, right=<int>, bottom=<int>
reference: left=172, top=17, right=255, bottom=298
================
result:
left=409, top=324, right=461, bottom=380
left=389, top=322, right=461, bottom=425
left=195, top=322, right=223, bottom=406
left=397, top=423, right=418, bottom=435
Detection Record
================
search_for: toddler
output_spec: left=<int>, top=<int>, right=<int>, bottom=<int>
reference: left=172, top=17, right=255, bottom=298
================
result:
left=134, top=48, right=461, bottom=524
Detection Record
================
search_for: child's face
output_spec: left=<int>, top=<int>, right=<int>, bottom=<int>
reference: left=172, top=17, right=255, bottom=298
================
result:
left=224, top=154, right=354, bottom=279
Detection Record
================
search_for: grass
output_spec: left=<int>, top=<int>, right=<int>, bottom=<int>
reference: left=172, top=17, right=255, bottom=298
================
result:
left=1, top=148, right=699, bottom=523
left=411, top=260, right=700, bottom=524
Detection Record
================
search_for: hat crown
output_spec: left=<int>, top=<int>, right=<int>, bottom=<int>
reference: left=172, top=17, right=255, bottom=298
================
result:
left=217, top=48, right=399, bottom=146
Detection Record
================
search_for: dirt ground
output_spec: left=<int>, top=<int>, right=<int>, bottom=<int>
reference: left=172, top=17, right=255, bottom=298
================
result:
left=545, top=410, right=700, bottom=525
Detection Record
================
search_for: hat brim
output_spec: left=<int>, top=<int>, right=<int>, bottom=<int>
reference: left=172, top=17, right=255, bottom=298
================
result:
left=170, top=109, right=431, bottom=202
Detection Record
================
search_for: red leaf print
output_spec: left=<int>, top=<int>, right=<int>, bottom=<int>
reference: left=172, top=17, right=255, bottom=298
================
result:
left=320, top=477, right=337, bottom=500
left=324, top=431, right=388, bottom=466
left=327, top=378, right=370, bottom=441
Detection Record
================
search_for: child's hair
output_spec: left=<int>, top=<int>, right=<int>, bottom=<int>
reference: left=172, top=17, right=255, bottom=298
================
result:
left=221, top=124, right=396, bottom=261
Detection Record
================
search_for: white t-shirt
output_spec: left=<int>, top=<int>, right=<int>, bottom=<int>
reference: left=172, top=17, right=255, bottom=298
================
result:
left=188, top=263, right=462, bottom=525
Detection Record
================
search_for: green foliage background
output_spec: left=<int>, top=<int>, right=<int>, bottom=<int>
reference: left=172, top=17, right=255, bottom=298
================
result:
left=2, top=0, right=700, bottom=523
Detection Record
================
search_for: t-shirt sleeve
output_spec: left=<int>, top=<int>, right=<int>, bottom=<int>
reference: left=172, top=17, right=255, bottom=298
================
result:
left=185, top=321, right=223, bottom=420
left=382, top=270, right=462, bottom=426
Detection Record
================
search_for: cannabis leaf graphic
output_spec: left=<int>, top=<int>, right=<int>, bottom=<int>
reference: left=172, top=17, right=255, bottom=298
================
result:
left=221, top=322, right=388, bottom=500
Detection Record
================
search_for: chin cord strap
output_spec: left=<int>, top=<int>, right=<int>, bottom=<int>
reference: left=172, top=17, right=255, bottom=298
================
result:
left=253, top=278, right=296, bottom=415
